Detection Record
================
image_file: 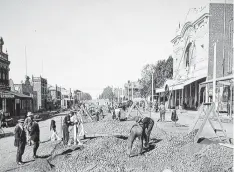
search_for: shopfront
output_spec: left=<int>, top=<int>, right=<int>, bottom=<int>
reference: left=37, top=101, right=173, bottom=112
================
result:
left=0, top=90, right=32, bottom=116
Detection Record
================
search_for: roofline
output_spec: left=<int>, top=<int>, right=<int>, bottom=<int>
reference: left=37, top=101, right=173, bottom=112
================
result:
left=171, top=13, right=210, bottom=43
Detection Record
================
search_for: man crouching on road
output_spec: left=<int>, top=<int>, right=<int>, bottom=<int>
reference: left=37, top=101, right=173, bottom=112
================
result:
left=127, top=116, right=144, bottom=157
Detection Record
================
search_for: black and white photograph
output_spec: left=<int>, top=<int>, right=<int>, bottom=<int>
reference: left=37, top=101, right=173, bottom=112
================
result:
left=0, top=0, right=233, bottom=171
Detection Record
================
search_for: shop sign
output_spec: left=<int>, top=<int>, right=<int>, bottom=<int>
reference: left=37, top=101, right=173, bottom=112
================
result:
left=0, top=93, right=14, bottom=98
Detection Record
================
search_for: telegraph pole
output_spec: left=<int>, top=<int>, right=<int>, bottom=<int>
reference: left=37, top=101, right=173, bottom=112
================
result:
left=213, top=42, right=217, bottom=104
left=25, top=46, right=28, bottom=76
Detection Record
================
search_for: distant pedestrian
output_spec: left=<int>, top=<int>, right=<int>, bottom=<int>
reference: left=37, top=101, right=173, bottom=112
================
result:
left=30, top=120, right=40, bottom=159
left=24, top=112, right=33, bottom=146
left=50, top=120, right=61, bottom=141
left=195, top=101, right=198, bottom=110
left=62, top=111, right=74, bottom=145
left=0, top=110, right=3, bottom=128
left=171, top=108, right=178, bottom=125
left=14, top=119, right=27, bottom=165
left=1, top=112, right=8, bottom=128
left=159, top=102, right=166, bottom=121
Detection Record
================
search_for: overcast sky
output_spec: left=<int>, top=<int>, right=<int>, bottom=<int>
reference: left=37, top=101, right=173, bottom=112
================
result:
left=0, top=0, right=216, bottom=99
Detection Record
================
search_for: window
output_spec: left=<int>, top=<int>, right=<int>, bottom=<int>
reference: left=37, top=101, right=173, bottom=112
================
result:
left=184, top=42, right=193, bottom=67
left=5, top=71, right=7, bottom=80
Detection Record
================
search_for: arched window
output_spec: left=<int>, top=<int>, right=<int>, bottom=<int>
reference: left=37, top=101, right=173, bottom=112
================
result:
left=2, top=69, right=5, bottom=80
left=184, top=42, right=193, bottom=67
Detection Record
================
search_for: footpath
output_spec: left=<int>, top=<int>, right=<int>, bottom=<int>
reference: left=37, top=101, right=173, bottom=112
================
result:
left=130, top=108, right=233, bottom=139
left=0, top=113, right=67, bottom=172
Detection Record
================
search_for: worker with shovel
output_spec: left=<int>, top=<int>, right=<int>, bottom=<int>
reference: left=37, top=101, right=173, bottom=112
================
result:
left=127, top=116, right=144, bottom=157
left=137, top=116, right=155, bottom=149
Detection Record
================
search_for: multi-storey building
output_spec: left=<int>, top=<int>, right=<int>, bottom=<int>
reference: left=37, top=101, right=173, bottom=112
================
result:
left=32, top=76, right=47, bottom=110
left=47, top=85, right=62, bottom=110
left=0, top=38, right=33, bottom=117
left=124, top=81, right=141, bottom=101
left=156, top=1, right=233, bottom=111
left=0, top=37, right=11, bottom=112
left=14, top=76, right=36, bottom=113
left=61, top=88, right=73, bottom=109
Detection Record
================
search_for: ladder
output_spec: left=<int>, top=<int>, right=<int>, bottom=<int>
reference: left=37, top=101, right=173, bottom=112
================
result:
left=126, top=101, right=144, bottom=119
left=189, top=102, right=230, bottom=144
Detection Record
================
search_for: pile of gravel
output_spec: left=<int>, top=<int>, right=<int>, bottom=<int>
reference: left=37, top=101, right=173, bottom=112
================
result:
left=14, top=113, right=233, bottom=172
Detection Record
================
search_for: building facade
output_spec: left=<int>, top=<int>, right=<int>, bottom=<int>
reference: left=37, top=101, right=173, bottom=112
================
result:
left=124, top=81, right=142, bottom=101
left=0, top=37, right=11, bottom=111
left=14, top=76, right=35, bottom=113
left=61, top=88, right=73, bottom=109
left=32, top=76, right=47, bottom=110
left=47, top=85, right=62, bottom=110
left=0, top=38, right=32, bottom=117
left=156, top=2, right=233, bottom=110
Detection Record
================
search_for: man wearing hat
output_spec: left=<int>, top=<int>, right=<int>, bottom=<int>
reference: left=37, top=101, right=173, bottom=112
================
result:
left=62, top=110, right=74, bottom=145
left=14, top=119, right=27, bottom=165
left=159, top=102, right=166, bottom=122
left=30, top=118, right=40, bottom=159
left=24, top=112, right=33, bottom=146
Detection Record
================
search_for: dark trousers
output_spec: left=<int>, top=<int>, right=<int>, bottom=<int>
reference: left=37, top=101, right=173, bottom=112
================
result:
left=16, top=142, right=26, bottom=163
left=144, top=120, right=154, bottom=147
left=33, top=141, right=39, bottom=156
left=160, top=112, right=165, bottom=121
left=63, top=125, right=69, bottom=145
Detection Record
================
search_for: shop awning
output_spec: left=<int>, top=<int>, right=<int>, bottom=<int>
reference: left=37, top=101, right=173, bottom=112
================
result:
left=155, top=88, right=164, bottom=93
left=183, top=74, right=206, bottom=86
left=170, top=83, right=184, bottom=90
left=200, top=75, right=234, bottom=86
left=0, top=91, right=32, bottom=99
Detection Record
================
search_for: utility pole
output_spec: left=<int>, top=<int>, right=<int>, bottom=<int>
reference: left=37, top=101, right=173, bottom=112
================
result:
left=152, top=73, right=154, bottom=103
left=131, top=82, right=133, bottom=100
left=222, top=0, right=226, bottom=77
left=213, top=42, right=217, bottom=105
left=25, top=46, right=28, bottom=77
left=151, top=73, right=154, bottom=118
left=70, top=88, right=71, bottom=108
left=118, top=87, right=120, bottom=103
left=128, top=83, right=130, bottom=100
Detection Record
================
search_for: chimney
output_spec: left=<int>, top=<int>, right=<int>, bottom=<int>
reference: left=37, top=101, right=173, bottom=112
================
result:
left=0, top=37, right=4, bottom=53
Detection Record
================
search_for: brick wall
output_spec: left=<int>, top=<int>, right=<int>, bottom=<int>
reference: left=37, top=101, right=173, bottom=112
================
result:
left=208, top=3, right=233, bottom=80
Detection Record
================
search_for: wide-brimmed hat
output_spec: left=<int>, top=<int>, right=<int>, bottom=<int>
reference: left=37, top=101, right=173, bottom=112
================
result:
left=27, top=112, right=33, bottom=117
left=134, top=116, right=142, bottom=123
left=18, top=119, right=24, bottom=123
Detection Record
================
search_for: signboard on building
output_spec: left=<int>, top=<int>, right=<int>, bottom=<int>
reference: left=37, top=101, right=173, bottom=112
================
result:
left=0, top=93, right=14, bottom=98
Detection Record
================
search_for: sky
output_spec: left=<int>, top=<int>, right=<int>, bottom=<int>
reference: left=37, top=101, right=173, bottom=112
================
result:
left=0, top=0, right=213, bottom=99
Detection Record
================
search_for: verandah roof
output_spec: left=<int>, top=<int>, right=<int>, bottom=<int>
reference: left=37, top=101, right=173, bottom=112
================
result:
left=0, top=90, right=32, bottom=99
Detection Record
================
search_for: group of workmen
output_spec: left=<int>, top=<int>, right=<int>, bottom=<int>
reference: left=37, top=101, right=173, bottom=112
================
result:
left=14, top=112, right=40, bottom=165
left=12, top=101, right=165, bottom=165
